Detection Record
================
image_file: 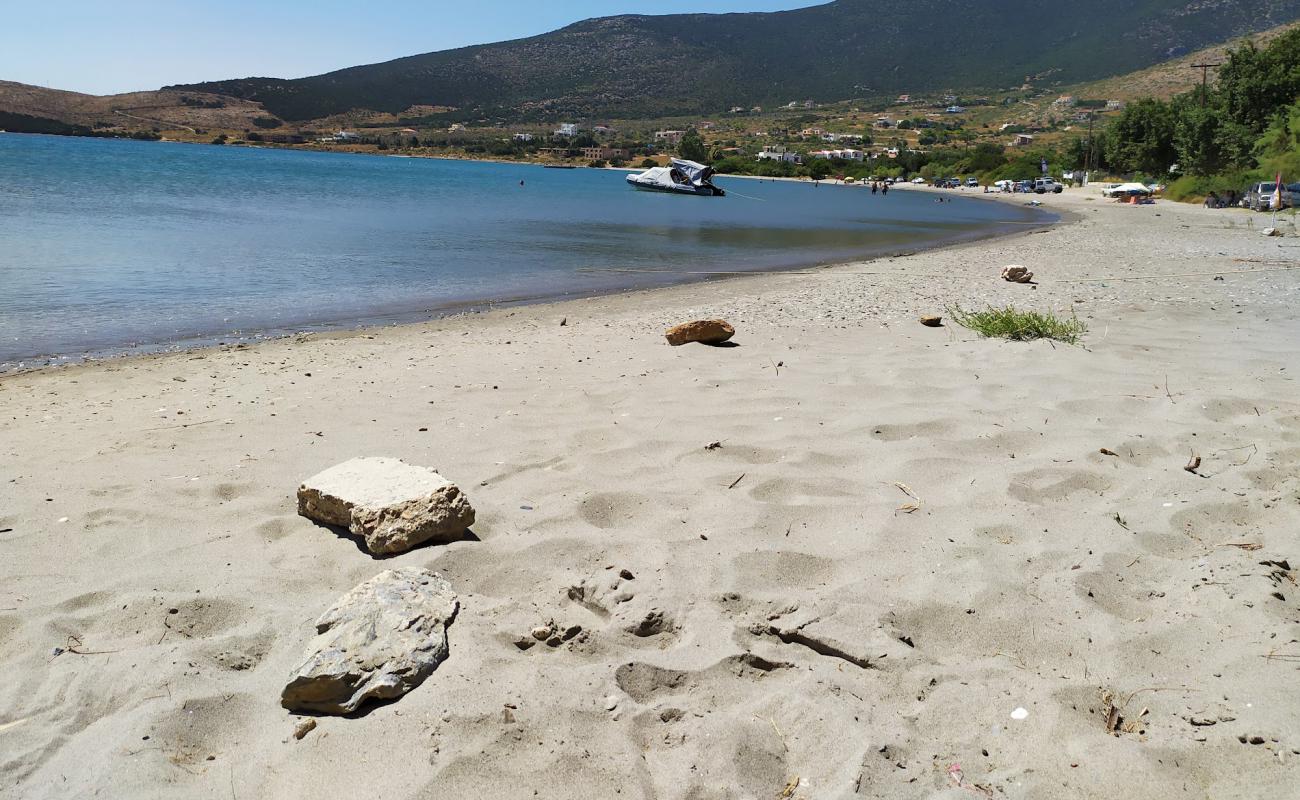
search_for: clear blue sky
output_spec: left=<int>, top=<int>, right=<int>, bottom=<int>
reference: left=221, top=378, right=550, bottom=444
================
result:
left=2, top=0, right=818, bottom=95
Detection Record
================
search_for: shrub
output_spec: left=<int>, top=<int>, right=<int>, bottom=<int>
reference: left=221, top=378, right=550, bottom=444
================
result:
left=948, top=305, right=1087, bottom=344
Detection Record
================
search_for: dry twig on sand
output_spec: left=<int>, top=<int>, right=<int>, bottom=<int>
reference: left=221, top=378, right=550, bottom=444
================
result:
left=890, top=481, right=922, bottom=514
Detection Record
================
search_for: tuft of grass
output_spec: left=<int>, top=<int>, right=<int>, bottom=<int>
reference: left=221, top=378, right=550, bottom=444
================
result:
left=948, top=305, right=1087, bottom=344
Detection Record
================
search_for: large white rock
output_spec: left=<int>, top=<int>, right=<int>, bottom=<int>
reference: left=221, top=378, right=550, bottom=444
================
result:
left=281, top=568, right=459, bottom=715
left=297, top=457, right=475, bottom=554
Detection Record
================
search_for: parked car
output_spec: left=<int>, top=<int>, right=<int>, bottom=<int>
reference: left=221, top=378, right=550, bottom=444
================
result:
left=911, top=177, right=926, bottom=184
left=965, top=177, right=979, bottom=187
left=1033, top=178, right=1065, bottom=194
left=1015, top=180, right=1035, bottom=193
left=1245, top=181, right=1296, bottom=211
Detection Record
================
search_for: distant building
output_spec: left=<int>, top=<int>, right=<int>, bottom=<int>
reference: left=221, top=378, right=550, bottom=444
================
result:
left=757, top=146, right=802, bottom=164
left=555, top=123, right=580, bottom=137
left=513, top=133, right=535, bottom=142
left=945, top=105, right=966, bottom=114
left=874, top=117, right=895, bottom=128
left=1106, top=99, right=1126, bottom=111
left=335, top=130, right=360, bottom=141
left=729, top=106, right=746, bottom=113
left=884, top=147, right=900, bottom=159
left=1054, top=95, right=1077, bottom=107
left=592, top=125, right=616, bottom=135
left=800, top=127, right=826, bottom=138
left=449, top=123, right=466, bottom=132
left=1012, top=134, right=1035, bottom=147
left=581, top=146, right=629, bottom=161
left=825, top=133, right=864, bottom=143
left=810, top=148, right=864, bottom=161
left=655, top=130, right=686, bottom=144
left=751, top=106, right=763, bottom=113
left=698, top=121, right=716, bottom=130
left=538, top=147, right=576, bottom=157
left=897, top=94, right=911, bottom=103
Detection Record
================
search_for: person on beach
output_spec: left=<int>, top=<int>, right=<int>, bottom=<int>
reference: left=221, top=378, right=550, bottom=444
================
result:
left=871, top=182, right=878, bottom=195
left=881, top=182, right=888, bottom=196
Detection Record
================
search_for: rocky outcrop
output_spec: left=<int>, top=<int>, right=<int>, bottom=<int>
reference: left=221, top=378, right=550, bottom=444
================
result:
left=281, top=568, right=459, bottom=715
left=297, top=457, right=475, bottom=554
left=665, top=320, right=735, bottom=346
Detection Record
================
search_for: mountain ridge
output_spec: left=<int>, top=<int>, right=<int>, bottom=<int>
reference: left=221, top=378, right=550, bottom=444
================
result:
left=171, top=0, right=1300, bottom=121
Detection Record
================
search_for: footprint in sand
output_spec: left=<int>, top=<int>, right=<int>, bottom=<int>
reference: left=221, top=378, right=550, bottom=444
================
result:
left=870, top=419, right=956, bottom=442
left=1007, top=467, right=1111, bottom=504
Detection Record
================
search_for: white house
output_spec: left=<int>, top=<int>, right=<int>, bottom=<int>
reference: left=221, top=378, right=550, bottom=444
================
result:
left=654, top=130, right=686, bottom=144
left=555, top=123, right=580, bottom=137
left=945, top=105, right=966, bottom=114
left=810, top=148, right=864, bottom=161
left=513, top=133, right=535, bottom=142
left=758, top=147, right=803, bottom=164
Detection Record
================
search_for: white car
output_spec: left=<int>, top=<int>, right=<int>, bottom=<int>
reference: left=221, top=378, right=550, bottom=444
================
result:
left=911, top=177, right=925, bottom=184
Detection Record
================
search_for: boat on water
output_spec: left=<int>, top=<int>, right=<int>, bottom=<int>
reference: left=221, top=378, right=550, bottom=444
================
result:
left=626, top=159, right=725, bottom=196
left=544, top=164, right=577, bottom=169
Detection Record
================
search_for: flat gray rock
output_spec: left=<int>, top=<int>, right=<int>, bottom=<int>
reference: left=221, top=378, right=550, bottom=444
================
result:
left=281, top=568, right=459, bottom=715
left=297, top=457, right=475, bottom=554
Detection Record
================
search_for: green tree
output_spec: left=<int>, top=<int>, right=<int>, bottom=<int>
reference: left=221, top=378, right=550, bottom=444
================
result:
left=678, top=128, right=709, bottom=162
left=1217, top=29, right=1300, bottom=132
left=807, top=159, right=833, bottom=180
left=1104, top=99, right=1176, bottom=175
left=1171, top=96, right=1253, bottom=176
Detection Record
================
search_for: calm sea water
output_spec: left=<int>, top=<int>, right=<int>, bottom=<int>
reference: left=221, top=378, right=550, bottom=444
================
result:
left=0, top=134, right=1051, bottom=368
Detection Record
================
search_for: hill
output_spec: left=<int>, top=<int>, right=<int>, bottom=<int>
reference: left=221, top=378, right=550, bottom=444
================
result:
left=1066, top=20, right=1300, bottom=102
left=173, top=0, right=1300, bottom=121
left=0, top=81, right=277, bottom=135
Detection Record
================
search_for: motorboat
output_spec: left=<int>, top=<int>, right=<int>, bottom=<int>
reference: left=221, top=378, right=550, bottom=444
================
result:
left=626, top=159, right=725, bottom=196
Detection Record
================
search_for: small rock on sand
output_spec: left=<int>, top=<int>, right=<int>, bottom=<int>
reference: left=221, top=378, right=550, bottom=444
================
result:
left=281, top=568, right=459, bottom=715
left=920, top=315, right=943, bottom=327
left=297, top=457, right=475, bottom=555
left=1001, top=265, right=1034, bottom=283
left=664, top=320, right=735, bottom=346
left=292, top=719, right=317, bottom=740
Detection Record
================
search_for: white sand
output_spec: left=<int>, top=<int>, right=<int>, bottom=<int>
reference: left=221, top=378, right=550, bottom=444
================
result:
left=3, top=189, right=1299, bottom=798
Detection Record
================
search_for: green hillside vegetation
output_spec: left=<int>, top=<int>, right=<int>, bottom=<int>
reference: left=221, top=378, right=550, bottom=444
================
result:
left=173, top=0, right=1300, bottom=121
left=1084, top=28, right=1300, bottom=198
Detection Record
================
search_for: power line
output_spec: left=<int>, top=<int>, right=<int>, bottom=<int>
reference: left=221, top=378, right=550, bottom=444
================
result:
left=1190, top=62, right=1223, bottom=108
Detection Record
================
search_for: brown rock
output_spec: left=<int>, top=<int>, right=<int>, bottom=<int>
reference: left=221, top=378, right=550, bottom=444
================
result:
left=919, top=315, right=943, bottom=327
left=665, top=320, right=735, bottom=346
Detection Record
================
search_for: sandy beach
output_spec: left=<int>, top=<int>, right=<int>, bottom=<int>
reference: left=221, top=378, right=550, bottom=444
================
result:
left=3, top=188, right=1299, bottom=798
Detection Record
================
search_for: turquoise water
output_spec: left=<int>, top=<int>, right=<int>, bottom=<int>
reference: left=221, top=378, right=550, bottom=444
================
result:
left=0, top=134, right=1051, bottom=368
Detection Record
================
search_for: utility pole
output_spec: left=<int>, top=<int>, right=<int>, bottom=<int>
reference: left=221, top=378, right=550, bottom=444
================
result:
left=1190, top=62, right=1222, bottom=108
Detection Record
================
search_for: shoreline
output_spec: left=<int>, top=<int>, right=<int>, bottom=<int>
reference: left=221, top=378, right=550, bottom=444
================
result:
left=1, top=185, right=1060, bottom=377
left=4, top=188, right=1300, bottom=798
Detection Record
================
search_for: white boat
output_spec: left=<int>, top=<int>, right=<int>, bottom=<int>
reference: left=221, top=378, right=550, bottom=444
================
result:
left=626, top=159, right=725, bottom=196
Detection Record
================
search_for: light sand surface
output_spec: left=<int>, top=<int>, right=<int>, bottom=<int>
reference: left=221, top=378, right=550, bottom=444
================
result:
left=3, top=189, right=1300, bottom=798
